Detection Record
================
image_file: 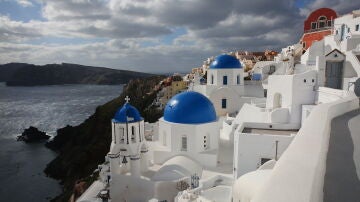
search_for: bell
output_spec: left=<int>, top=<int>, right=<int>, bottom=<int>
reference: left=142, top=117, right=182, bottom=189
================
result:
left=122, top=156, right=128, bottom=164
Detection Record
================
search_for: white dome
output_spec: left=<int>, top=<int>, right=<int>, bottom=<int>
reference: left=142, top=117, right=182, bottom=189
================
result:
left=152, top=156, right=202, bottom=181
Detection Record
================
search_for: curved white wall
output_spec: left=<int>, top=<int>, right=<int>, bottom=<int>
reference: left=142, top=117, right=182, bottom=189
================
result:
left=250, top=89, right=359, bottom=202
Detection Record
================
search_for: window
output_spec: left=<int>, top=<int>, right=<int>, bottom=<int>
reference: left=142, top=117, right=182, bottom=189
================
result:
left=340, top=24, right=346, bottom=41
left=304, top=79, right=307, bottom=83
left=203, top=135, right=209, bottom=150
left=222, top=98, right=227, bottom=109
left=236, top=75, right=240, bottom=84
left=211, top=74, right=214, bottom=84
left=131, top=126, right=136, bottom=143
left=356, top=24, right=359, bottom=31
left=269, top=65, right=276, bottom=74
left=139, top=124, right=142, bottom=142
left=327, top=20, right=332, bottom=27
left=120, top=128, right=125, bottom=143
left=181, top=136, right=187, bottom=151
left=311, top=22, right=317, bottom=30
left=318, top=16, right=327, bottom=28
left=348, top=27, right=351, bottom=33
left=223, top=76, right=228, bottom=85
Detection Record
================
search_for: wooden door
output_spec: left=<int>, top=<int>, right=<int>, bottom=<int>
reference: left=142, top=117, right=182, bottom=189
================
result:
left=325, top=61, right=343, bottom=89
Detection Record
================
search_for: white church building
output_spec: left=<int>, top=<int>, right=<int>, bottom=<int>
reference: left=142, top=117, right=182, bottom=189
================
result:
left=108, top=97, right=149, bottom=177
left=152, top=91, right=220, bottom=167
left=192, top=54, right=245, bottom=116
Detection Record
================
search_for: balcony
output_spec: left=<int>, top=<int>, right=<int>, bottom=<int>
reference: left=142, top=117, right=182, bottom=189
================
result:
left=304, top=26, right=331, bottom=33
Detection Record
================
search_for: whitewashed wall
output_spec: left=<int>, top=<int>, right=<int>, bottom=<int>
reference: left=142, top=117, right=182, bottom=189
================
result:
left=154, top=118, right=219, bottom=167
left=233, top=133, right=295, bottom=179
left=251, top=89, right=359, bottom=202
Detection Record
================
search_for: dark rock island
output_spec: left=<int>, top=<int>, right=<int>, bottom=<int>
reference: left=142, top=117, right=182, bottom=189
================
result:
left=17, top=126, right=50, bottom=143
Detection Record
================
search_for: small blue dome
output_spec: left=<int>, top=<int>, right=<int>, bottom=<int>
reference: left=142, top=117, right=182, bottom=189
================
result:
left=113, top=103, right=143, bottom=123
left=210, top=54, right=242, bottom=69
left=164, top=91, right=216, bottom=124
left=252, top=73, right=262, bottom=81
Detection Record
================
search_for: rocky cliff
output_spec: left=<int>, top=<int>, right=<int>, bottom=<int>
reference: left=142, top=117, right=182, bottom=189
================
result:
left=44, top=75, right=165, bottom=202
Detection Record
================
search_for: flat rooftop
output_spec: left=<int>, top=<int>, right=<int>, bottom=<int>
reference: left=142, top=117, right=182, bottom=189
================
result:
left=242, top=128, right=298, bottom=136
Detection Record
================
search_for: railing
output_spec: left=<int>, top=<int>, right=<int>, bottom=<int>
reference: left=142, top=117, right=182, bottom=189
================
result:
left=304, top=27, right=331, bottom=33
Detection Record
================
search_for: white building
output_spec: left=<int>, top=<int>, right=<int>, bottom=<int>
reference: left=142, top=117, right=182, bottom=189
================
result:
left=231, top=9, right=360, bottom=202
left=251, top=43, right=303, bottom=87
left=193, top=54, right=245, bottom=116
left=232, top=87, right=359, bottom=202
left=254, top=10, right=360, bottom=93
left=233, top=132, right=295, bottom=178
left=226, top=69, right=317, bottom=179
left=77, top=9, right=360, bottom=202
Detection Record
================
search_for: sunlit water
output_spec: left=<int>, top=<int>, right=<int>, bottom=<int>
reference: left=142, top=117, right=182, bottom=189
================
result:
left=0, top=83, right=123, bottom=202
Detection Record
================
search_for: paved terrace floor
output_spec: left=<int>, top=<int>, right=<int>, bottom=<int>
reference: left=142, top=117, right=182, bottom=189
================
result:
left=324, top=109, right=360, bottom=202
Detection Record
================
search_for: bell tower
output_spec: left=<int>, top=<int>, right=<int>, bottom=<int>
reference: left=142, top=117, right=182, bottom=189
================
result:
left=108, top=96, right=149, bottom=177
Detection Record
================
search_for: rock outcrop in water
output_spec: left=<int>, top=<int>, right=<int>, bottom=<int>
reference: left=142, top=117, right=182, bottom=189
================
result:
left=44, top=76, right=165, bottom=202
left=0, top=63, right=154, bottom=86
left=17, top=126, right=50, bottom=142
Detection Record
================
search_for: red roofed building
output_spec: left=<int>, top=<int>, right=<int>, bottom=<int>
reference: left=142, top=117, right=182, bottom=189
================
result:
left=300, top=8, right=337, bottom=50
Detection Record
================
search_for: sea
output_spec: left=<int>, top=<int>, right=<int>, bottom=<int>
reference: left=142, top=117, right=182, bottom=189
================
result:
left=0, top=83, right=123, bottom=202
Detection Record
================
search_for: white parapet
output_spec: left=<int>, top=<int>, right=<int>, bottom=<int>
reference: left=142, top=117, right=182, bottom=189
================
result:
left=250, top=88, right=359, bottom=202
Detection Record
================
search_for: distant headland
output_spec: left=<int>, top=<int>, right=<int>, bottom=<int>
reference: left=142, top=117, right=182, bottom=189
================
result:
left=0, top=63, right=155, bottom=86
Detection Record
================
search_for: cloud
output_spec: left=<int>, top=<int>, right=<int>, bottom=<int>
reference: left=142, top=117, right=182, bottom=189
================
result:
left=1, top=0, right=358, bottom=73
left=0, top=16, right=42, bottom=41
left=153, top=0, right=234, bottom=29
left=301, top=0, right=360, bottom=16
left=41, top=0, right=110, bottom=20
left=16, top=0, right=33, bottom=7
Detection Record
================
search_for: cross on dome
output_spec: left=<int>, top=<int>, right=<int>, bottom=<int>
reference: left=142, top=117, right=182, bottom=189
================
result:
left=125, top=96, right=130, bottom=103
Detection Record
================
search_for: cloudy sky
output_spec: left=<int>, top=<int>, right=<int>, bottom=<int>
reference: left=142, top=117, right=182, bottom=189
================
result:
left=0, top=0, right=359, bottom=73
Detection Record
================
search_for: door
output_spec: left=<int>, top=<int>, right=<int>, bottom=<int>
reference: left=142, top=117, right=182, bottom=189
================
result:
left=221, top=98, right=227, bottom=109
left=223, top=76, right=227, bottom=85
left=325, top=61, right=343, bottom=89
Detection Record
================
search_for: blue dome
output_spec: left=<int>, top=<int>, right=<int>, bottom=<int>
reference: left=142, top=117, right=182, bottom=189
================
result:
left=210, top=54, right=242, bottom=69
left=164, top=91, right=217, bottom=124
left=113, top=103, right=143, bottom=123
